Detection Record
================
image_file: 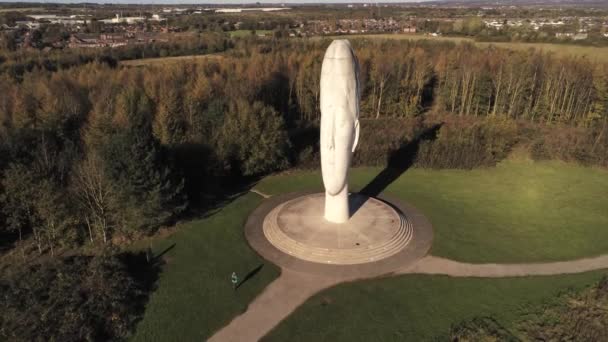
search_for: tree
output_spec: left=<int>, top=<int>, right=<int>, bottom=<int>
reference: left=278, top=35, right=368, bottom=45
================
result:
left=32, top=179, right=76, bottom=256
left=218, top=100, right=291, bottom=176
left=72, top=152, right=116, bottom=245
left=101, top=87, right=187, bottom=234
left=0, top=164, right=38, bottom=254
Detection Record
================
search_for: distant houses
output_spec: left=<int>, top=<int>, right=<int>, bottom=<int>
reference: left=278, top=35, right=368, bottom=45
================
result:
left=68, top=32, right=168, bottom=49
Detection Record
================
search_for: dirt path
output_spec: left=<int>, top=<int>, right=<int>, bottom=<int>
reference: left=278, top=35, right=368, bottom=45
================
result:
left=398, top=254, right=608, bottom=277
left=208, top=269, right=341, bottom=342
left=250, top=189, right=272, bottom=199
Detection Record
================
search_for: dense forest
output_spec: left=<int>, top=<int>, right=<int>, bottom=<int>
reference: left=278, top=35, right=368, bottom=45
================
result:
left=1, top=36, right=607, bottom=339
left=1, top=37, right=607, bottom=251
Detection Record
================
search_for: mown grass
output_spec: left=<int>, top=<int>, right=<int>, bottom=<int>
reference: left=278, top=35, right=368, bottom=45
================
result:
left=131, top=160, right=608, bottom=340
left=264, top=271, right=605, bottom=341
left=339, top=33, right=608, bottom=62
left=256, top=160, right=608, bottom=263
left=131, top=193, right=280, bottom=341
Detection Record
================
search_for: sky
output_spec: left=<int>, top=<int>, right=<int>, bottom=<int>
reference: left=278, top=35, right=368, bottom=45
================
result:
left=2, top=0, right=437, bottom=4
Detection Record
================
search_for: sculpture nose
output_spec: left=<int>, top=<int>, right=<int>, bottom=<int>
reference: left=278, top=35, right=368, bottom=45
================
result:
left=328, top=136, right=334, bottom=150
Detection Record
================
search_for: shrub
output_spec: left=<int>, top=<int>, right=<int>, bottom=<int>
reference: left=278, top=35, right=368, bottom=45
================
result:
left=449, top=317, right=520, bottom=342
left=0, top=251, right=160, bottom=342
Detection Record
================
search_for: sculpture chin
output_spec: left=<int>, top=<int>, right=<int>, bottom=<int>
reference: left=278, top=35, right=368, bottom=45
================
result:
left=321, top=165, right=347, bottom=196
left=325, top=183, right=346, bottom=196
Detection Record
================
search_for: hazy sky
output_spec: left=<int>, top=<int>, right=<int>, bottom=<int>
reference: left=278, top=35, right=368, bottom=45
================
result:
left=3, top=0, right=437, bottom=4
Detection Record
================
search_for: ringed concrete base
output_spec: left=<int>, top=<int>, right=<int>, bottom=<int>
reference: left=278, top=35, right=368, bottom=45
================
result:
left=245, top=191, right=434, bottom=279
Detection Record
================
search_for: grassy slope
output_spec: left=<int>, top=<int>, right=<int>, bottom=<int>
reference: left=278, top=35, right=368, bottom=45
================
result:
left=131, top=193, right=280, bottom=341
left=264, top=271, right=604, bottom=341
left=257, top=160, right=608, bottom=263
left=338, top=33, right=608, bottom=62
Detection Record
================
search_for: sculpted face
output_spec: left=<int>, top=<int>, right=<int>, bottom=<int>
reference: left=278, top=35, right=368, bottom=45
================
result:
left=320, top=40, right=360, bottom=196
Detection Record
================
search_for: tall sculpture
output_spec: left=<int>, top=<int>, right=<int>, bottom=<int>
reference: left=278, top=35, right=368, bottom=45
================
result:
left=320, top=40, right=360, bottom=223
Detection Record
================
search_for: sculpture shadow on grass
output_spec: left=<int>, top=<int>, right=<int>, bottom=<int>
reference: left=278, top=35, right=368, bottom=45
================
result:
left=351, top=123, right=443, bottom=216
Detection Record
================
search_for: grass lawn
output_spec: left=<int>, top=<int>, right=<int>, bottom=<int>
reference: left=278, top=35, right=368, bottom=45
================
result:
left=131, top=193, right=280, bottom=341
left=256, top=160, right=608, bottom=263
left=263, top=271, right=605, bottom=341
left=230, top=29, right=272, bottom=38
left=337, top=33, right=608, bottom=62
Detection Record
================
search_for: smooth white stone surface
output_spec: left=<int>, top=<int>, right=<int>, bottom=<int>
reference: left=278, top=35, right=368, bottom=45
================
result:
left=320, top=39, right=360, bottom=223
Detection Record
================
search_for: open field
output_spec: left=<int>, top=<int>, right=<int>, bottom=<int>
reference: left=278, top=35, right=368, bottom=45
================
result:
left=0, top=7, right=44, bottom=13
left=337, top=33, right=608, bottom=62
left=257, top=160, right=608, bottom=263
left=230, top=29, right=272, bottom=38
left=131, top=193, right=280, bottom=341
left=264, top=271, right=605, bottom=341
left=120, top=54, right=224, bottom=67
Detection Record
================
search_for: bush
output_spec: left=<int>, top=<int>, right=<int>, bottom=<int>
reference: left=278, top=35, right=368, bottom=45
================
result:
left=530, top=123, right=608, bottom=168
left=291, top=116, right=520, bottom=170
left=449, top=317, right=519, bottom=342
left=0, top=251, right=160, bottom=342
left=451, top=276, right=608, bottom=342
left=520, top=276, right=608, bottom=342
left=415, top=116, right=519, bottom=169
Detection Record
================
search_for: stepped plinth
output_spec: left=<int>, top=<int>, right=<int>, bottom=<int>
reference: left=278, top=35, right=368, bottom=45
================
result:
left=262, top=193, right=413, bottom=265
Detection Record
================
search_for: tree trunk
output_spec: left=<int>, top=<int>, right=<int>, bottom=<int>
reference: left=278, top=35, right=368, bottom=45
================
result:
left=85, top=216, right=94, bottom=243
left=376, top=80, right=385, bottom=119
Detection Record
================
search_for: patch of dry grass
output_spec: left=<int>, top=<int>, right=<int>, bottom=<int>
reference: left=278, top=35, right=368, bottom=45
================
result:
left=338, top=33, right=608, bottom=62
left=120, top=54, right=224, bottom=67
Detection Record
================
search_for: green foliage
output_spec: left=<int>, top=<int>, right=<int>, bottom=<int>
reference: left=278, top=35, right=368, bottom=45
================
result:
left=416, top=117, right=519, bottom=169
left=99, top=87, right=187, bottom=234
left=219, top=101, right=291, bottom=176
left=0, top=251, right=160, bottom=342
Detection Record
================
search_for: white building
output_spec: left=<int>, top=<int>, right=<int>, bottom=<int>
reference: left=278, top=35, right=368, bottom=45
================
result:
left=100, top=14, right=145, bottom=24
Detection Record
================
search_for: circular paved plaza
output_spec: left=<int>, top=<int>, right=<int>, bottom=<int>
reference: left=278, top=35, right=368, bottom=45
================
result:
left=245, top=191, right=434, bottom=279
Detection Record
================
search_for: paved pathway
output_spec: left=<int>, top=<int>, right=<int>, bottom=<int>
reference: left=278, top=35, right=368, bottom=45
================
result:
left=398, top=254, right=608, bottom=278
left=209, top=254, right=608, bottom=342
left=208, top=270, right=341, bottom=342
left=250, top=189, right=271, bottom=199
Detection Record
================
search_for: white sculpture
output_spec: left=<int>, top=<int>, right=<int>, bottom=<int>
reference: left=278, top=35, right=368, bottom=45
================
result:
left=320, top=40, right=360, bottom=223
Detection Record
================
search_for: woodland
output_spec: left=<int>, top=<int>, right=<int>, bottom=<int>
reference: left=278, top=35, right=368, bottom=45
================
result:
left=1, top=35, right=607, bottom=340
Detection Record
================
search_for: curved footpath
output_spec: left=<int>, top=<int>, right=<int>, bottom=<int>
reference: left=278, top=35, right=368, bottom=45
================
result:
left=208, top=269, right=342, bottom=342
left=207, top=190, right=608, bottom=342
left=398, top=254, right=608, bottom=277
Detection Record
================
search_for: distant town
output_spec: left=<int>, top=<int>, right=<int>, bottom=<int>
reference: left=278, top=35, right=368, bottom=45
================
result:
left=1, top=1, right=608, bottom=50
